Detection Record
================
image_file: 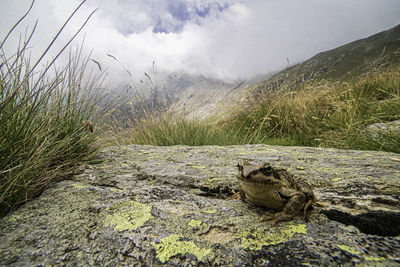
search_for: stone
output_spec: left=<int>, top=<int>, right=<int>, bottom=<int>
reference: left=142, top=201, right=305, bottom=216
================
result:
left=366, top=119, right=400, bottom=142
left=0, top=144, right=399, bottom=266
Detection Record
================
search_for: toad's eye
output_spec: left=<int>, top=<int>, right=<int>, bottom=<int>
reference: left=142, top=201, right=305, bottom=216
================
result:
left=261, top=165, right=272, bottom=175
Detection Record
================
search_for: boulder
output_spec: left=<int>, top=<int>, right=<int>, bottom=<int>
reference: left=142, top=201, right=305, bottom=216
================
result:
left=366, top=119, right=400, bottom=142
left=0, top=144, right=399, bottom=266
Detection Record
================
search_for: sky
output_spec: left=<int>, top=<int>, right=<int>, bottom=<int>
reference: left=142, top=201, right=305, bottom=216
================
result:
left=1, top=0, right=400, bottom=84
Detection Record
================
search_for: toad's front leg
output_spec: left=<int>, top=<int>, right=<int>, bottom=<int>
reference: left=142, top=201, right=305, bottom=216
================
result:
left=226, top=190, right=246, bottom=201
left=260, top=188, right=306, bottom=226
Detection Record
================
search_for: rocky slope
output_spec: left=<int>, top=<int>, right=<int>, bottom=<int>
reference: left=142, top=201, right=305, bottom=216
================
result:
left=169, top=77, right=251, bottom=120
left=1, top=144, right=399, bottom=266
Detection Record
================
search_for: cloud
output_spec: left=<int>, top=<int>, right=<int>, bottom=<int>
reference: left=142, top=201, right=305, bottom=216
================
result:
left=1, top=0, right=400, bottom=84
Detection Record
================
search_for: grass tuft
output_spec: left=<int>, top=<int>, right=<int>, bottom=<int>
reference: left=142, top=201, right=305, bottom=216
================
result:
left=0, top=1, right=105, bottom=216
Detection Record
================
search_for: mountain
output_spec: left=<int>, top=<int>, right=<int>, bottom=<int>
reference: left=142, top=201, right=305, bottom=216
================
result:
left=256, top=24, right=400, bottom=91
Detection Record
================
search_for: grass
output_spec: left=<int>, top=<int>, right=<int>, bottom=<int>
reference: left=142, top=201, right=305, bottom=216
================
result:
left=108, top=108, right=237, bottom=146
left=224, top=66, right=400, bottom=151
left=0, top=1, right=105, bottom=216
left=113, top=66, right=400, bottom=153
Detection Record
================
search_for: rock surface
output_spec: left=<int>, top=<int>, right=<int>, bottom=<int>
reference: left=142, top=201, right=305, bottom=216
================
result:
left=366, top=119, right=400, bottom=141
left=0, top=144, right=399, bottom=266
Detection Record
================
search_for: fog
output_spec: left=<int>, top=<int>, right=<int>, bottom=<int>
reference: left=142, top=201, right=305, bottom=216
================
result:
left=1, top=0, right=399, bottom=84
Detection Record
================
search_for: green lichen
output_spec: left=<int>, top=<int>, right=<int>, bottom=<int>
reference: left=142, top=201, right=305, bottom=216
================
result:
left=152, top=234, right=211, bottom=263
left=103, top=200, right=153, bottom=232
left=238, top=224, right=307, bottom=250
left=188, top=219, right=204, bottom=228
left=337, top=244, right=361, bottom=255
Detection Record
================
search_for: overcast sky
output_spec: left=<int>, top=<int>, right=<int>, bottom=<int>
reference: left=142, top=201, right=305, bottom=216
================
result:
left=1, top=0, right=400, bottom=83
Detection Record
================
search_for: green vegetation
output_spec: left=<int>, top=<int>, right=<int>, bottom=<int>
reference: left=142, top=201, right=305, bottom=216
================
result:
left=115, top=67, right=400, bottom=153
left=0, top=1, right=105, bottom=216
left=227, top=67, right=400, bottom=151
left=112, top=111, right=237, bottom=146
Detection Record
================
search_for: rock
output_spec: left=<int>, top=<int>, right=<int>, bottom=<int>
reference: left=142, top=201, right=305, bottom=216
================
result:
left=366, top=119, right=400, bottom=142
left=0, top=144, right=399, bottom=266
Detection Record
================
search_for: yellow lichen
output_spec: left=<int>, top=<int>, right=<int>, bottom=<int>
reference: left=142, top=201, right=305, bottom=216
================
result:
left=202, top=208, right=217, bottom=214
left=188, top=219, right=203, bottom=228
left=204, top=177, right=223, bottom=185
left=103, top=200, right=153, bottom=232
left=191, top=165, right=206, bottom=169
left=110, top=188, right=123, bottom=193
left=239, top=224, right=307, bottom=250
left=72, top=184, right=89, bottom=189
left=152, top=234, right=211, bottom=263
left=365, top=256, right=385, bottom=261
left=337, top=244, right=361, bottom=255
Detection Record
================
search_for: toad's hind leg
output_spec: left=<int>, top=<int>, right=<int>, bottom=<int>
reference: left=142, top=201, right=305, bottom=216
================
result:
left=303, top=199, right=314, bottom=220
left=260, top=189, right=306, bottom=226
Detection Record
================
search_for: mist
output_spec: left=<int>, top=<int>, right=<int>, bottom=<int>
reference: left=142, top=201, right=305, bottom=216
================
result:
left=1, top=0, right=399, bottom=84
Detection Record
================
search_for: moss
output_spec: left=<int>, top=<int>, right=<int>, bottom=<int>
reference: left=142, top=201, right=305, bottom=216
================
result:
left=103, top=200, right=153, bottom=232
left=238, top=224, right=307, bottom=250
left=188, top=219, right=204, bottom=228
left=337, top=244, right=361, bottom=255
left=152, top=234, right=211, bottom=263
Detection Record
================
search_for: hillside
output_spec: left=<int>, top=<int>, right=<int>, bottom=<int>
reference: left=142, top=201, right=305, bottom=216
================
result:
left=256, top=24, right=400, bottom=91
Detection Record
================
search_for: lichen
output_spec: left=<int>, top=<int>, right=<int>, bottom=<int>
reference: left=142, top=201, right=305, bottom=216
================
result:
left=202, top=208, right=217, bottom=214
left=365, top=256, right=385, bottom=261
left=337, top=244, right=361, bottom=255
left=190, top=165, right=206, bottom=169
left=238, top=224, right=307, bottom=250
left=204, top=177, right=223, bottom=186
left=103, top=200, right=153, bottom=232
left=110, top=188, right=123, bottom=193
left=152, top=234, right=211, bottom=263
left=72, top=184, right=89, bottom=189
left=188, top=219, right=203, bottom=228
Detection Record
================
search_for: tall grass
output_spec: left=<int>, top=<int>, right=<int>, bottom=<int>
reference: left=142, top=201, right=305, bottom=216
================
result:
left=113, top=111, right=236, bottom=146
left=0, top=1, right=105, bottom=216
left=113, top=66, right=400, bottom=153
left=225, top=67, right=400, bottom=151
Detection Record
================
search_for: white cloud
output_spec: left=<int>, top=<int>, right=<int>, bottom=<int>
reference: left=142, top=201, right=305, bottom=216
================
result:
left=1, top=0, right=399, bottom=84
